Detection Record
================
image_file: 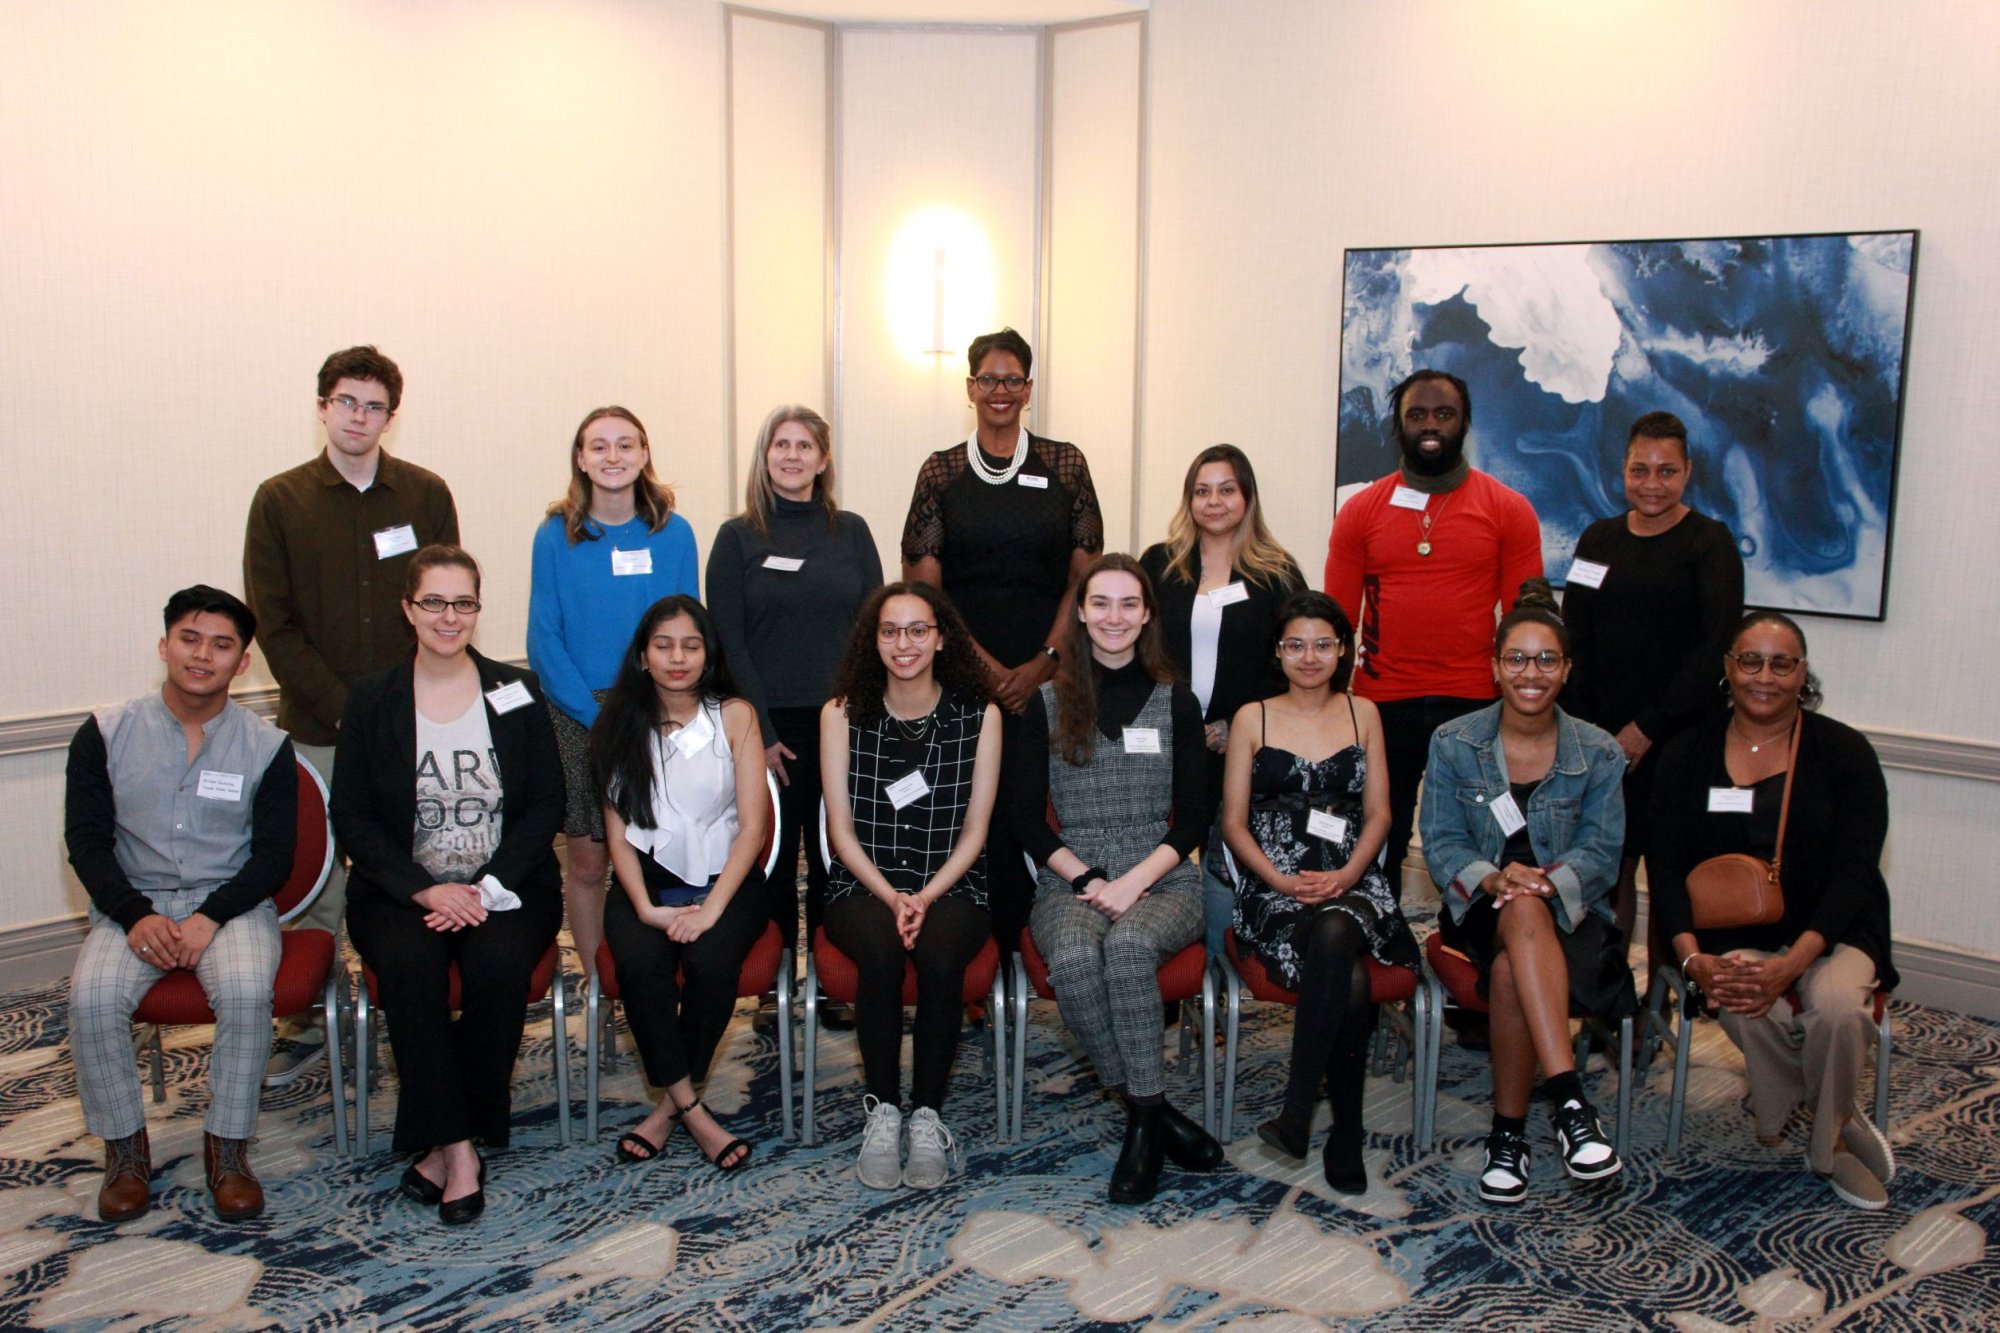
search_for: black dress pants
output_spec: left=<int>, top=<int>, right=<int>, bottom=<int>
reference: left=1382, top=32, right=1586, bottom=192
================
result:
left=767, top=705, right=830, bottom=948
left=603, top=869, right=771, bottom=1090
left=1374, top=694, right=1486, bottom=897
left=823, top=892, right=990, bottom=1112
left=348, top=886, right=562, bottom=1154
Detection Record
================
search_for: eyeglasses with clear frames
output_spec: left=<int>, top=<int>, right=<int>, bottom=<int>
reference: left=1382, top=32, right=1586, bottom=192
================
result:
left=877, top=622, right=936, bottom=645
left=1277, top=637, right=1339, bottom=659
left=1499, top=649, right=1565, bottom=673
left=971, top=374, right=1028, bottom=394
left=324, top=393, right=391, bottom=420
left=410, top=596, right=482, bottom=615
left=1725, top=651, right=1803, bottom=677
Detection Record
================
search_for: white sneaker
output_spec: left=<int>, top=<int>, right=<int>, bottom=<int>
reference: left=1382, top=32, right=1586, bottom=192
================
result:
left=903, top=1108, right=957, bottom=1190
left=857, top=1096, right=903, bottom=1190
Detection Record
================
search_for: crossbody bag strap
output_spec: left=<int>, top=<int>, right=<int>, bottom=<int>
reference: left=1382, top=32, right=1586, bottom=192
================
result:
left=1769, top=715, right=1803, bottom=878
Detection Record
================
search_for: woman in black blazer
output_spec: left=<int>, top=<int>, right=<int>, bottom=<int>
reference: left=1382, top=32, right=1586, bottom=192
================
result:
left=334, top=546, right=564, bottom=1226
left=1139, top=445, right=1304, bottom=955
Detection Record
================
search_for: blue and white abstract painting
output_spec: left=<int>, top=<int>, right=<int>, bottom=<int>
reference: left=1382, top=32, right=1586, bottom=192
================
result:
left=1336, top=232, right=1918, bottom=619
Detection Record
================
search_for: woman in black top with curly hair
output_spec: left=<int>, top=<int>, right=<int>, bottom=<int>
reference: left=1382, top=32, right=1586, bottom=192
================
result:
left=822, top=583, right=1003, bottom=1190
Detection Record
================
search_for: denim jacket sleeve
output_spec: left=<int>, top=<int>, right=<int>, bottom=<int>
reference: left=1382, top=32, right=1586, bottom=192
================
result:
left=1419, top=720, right=1502, bottom=924
left=1538, top=716, right=1626, bottom=931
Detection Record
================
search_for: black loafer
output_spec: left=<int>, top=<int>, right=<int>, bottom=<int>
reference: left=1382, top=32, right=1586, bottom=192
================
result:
left=400, top=1162, right=443, bottom=1206
left=439, top=1188, right=485, bottom=1225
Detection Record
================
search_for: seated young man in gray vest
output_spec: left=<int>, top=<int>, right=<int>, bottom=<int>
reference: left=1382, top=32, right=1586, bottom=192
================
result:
left=65, top=585, right=298, bottom=1222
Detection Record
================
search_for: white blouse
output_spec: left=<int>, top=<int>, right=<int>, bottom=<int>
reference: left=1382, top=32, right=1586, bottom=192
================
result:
left=620, top=700, right=740, bottom=885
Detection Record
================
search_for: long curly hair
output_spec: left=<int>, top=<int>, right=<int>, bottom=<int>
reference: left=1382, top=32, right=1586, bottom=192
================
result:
left=1052, top=553, right=1177, bottom=765
left=591, top=595, right=738, bottom=829
left=828, top=582, right=989, bottom=727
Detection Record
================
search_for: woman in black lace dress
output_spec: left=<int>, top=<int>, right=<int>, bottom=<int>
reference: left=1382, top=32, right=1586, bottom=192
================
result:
left=1220, top=591, right=1417, bottom=1193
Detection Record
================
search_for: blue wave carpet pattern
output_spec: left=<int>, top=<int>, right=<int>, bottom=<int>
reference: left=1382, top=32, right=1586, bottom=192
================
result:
left=2, top=941, right=1997, bottom=1330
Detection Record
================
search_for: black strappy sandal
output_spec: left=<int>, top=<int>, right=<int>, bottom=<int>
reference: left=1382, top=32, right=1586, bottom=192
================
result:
left=616, top=1103, right=679, bottom=1164
left=671, top=1096, right=752, bottom=1173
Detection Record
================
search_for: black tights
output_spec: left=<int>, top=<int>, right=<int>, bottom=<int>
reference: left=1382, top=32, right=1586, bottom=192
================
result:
left=823, top=893, right=990, bottom=1111
left=1279, top=910, right=1375, bottom=1133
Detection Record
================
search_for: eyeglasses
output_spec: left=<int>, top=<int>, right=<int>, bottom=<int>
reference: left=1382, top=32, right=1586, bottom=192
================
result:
left=410, top=596, right=482, bottom=615
left=970, top=375, right=1028, bottom=394
left=324, top=393, right=391, bottom=420
left=1277, top=638, right=1339, bottom=659
left=877, top=622, right=936, bottom=645
left=1499, top=649, right=1565, bottom=673
left=1726, top=651, right=1803, bottom=677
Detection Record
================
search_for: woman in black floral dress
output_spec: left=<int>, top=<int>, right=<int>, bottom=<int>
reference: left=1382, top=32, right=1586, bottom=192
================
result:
left=1220, top=591, right=1417, bottom=1193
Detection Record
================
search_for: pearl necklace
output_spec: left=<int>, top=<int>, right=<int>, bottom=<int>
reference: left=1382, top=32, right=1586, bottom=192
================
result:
left=965, top=429, right=1029, bottom=486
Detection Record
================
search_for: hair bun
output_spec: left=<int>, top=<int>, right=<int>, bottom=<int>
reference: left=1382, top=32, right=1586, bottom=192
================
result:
left=1516, top=576, right=1560, bottom=616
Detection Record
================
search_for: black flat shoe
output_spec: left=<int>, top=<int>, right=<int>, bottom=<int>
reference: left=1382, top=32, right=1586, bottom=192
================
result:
left=1323, top=1124, right=1368, bottom=1195
left=1257, top=1115, right=1310, bottom=1161
left=1159, top=1101, right=1224, bottom=1172
left=438, top=1188, right=485, bottom=1225
left=400, top=1161, right=443, bottom=1206
left=1109, top=1101, right=1164, bottom=1205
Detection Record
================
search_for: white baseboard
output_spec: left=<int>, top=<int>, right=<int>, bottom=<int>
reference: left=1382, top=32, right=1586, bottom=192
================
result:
left=0, top=915, right=90, bottom=989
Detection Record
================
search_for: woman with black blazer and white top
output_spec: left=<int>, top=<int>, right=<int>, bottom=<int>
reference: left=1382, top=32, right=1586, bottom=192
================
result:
left=1140, top=444, right=1305, bottom=956
left=334, top=546, right=564, bottom=1226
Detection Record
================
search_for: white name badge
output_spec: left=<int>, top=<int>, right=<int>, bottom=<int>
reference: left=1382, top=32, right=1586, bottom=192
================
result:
left=372, top=524, right=419, bottom=559
left=672, top=710, right=716, bottom=757
left=485, top=680, right=534, bottom=714
left=1708, top=787, right=1757, bottom=814
left=885, top=769, right=931, bottom=810
left=1121, top=727, right=1162, bottom=754
left=611, top=547, right=653, bottom=577
left=1016, top=473, right=1049, bottom=489
left=1567, top=558, right=1610, bottom=589
left=1489, top=790, right=1527, bottom=837
left=1388, top=485, right=1430, bottom=512
left=762, top=555, right=805, bottom=572
left=196, top=770, right=244, bottom=802
left=1306, top=809, right=1350, bottom=843
left=1207, top=581, right=1250, bottom=608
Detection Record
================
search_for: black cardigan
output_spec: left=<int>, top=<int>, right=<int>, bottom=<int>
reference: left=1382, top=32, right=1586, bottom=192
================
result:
left=330, top=648, right=564, bottom=910
left=1138, top=544, right=1303, bottom=727
left=1648, top=709, right=1897, bottom=989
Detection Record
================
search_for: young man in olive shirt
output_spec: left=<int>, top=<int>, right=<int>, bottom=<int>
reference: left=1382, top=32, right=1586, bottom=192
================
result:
left=242, top=345, right=457, bottom=1076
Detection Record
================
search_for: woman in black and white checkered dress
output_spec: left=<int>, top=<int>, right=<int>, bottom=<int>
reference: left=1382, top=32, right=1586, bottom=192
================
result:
left=1008, top=553, right=1223, bottom=1205
left=822, top=583, right=1002, bottom=1191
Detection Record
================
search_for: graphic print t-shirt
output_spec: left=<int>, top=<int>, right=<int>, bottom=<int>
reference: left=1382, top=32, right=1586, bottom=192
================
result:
left=413, top=700, right=503, bottom=883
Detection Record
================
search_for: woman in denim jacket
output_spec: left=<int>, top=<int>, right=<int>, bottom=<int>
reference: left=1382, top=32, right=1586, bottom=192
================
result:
left=1421, top=580, right=1635, bottom=1205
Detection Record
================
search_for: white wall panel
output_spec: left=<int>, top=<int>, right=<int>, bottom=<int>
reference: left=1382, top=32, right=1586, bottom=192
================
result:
left=834, top=28, right=1042, bottom=576
left=1045, top=19, right=1143, bottom=552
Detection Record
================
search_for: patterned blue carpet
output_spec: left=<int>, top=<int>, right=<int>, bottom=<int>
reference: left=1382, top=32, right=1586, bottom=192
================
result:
left=2, top=949, right=1997, bottom=1331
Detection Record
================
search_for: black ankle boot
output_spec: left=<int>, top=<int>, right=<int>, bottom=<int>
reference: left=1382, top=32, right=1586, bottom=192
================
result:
left=1109, top=1101, right=1165, bottom=1204
left=1323, top=1122, right=1367, bottom=1194
left=1159, top=1100, right=1224, bottom=1171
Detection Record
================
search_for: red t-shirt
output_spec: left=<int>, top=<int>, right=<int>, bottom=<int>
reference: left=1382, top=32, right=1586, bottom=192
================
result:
left=1323, top=470, right=1543, bottom=703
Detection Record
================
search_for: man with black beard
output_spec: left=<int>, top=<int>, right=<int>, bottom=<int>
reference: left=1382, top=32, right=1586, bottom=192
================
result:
left=1324, top=369, right=1543, bottom=894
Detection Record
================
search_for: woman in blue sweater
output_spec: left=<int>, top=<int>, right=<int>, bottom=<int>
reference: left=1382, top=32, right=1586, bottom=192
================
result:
left=528, top=406, right=699, bottom=977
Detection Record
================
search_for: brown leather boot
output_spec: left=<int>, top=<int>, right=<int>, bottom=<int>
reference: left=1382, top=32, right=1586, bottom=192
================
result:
left=98, top=1128, right=151, bottom=1223
left=203, top=1132, right=265, bottom=1222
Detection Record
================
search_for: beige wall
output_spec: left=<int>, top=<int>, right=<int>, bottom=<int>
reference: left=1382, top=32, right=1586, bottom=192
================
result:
left=4, top=0, right=1997, bottom=966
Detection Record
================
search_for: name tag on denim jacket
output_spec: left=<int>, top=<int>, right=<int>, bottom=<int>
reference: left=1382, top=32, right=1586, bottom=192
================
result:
left=1488, top=790, right=1526, bottom=837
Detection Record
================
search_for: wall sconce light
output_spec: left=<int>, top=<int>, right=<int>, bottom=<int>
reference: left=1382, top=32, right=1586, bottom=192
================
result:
left=886, top=206, right=997, bottom=366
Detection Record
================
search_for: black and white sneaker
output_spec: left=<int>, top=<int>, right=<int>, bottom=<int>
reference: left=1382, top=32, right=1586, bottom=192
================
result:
left=1552, top=1098, right=1622, bottom=1181
left=1478, top=1130, right=1531, bottom=1204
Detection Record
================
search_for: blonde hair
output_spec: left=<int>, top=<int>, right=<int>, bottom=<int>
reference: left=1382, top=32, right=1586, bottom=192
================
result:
left=1160, top=444, right=1296, bottom=588
left=742, top=404, right=838, bottom=535
left=546, top=406, right=677, bottom=545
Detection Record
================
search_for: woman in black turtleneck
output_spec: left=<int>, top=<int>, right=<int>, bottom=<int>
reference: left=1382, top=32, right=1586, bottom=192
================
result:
left=706, top=405, right=883, bottom=947
left=1007, top=554, right=1221, bottom=1205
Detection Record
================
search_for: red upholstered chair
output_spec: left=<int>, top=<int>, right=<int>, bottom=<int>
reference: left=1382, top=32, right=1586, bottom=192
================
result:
left=1423, top=931, right=1635, bottom=1156
left=134, top=753, right=348, bottom=1153
left=805, top=801, right=1008, bottom=1145
left=1641, top=962, right=1891, bottom=1154
left=1211, top=843, right=1437, bottom=1143
left=584, top=771, right=794, bottom=1142
left=352, top=943, right=570, bottom=1153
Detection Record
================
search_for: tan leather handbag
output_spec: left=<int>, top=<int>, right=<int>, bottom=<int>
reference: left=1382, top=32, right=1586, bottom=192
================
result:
left=1686, top=718, right=1799, bottom=930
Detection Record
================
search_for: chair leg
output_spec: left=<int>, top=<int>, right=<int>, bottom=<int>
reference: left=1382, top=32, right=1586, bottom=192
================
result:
left=585, top=974, right=602, bottom=1144
left=1410, top=980, right=1433, bottom=1147
left=550, top=972, right=571, bottom=1146
left=1199, top=967, right=1217, bottom=1135
left=1874, top=1000, right=1892, bottom=1133
left=323, top=973, right=350, bottom=1156
left=354, top=986, right=372, bottom=1156
left=801, top=956, right=820, bottom=1147
left=777, top=950, right=796, bottom=1143
left=149, top=1028, right=166, bottom=1104
left=1009, top=957, right=1029, bottom=1143
left=1614, top=1014, right=1634, bottom=1160
left=1422, top=970, right=1447, bottom=1154
left=990, top=971, right=1009, bottom=1143
left=1218, top=960, right=1242, bottom=1142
